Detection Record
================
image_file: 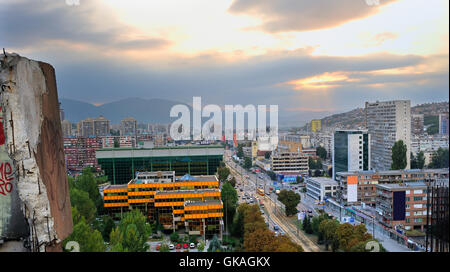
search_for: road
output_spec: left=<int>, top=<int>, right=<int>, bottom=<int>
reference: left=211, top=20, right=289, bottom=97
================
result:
left=224, top=150, right=320, bottom=252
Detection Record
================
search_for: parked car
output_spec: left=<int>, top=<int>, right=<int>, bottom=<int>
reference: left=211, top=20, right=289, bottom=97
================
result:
left=169, top=244, right=175, bottom=250
left=274, top=225, right=279, bottom=231
left=190, top=243, right=196, bottom=249
left=156, top=244, right=161, bottom=251
left=183, top=243, right=189, bottom=249
left=176, top=244, right=181, bottom=249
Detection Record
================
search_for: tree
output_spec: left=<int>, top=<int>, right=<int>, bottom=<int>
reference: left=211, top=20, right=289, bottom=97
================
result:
left=311, top=213, right=331, bottom=235
left=410, top=152, right=417, bottom=169
left=69, top=187, right=96, bottom=224
left=350, top=239, right=385, bottom=252
left=309, top=157, right=323, bottom=170
left=221, top=182, right=238, bottom=230
left=237, top=144, right=244, bottom=158
left=110, top=209, right=152, bottom=252
left=217, top=166, right=231, bottom=182
left=335, top=223, right=372, bottom=252
left=244, top=228, right=276, bottom=252
left=244, top=157, right=252, bottom=170
left=428, top=148, right=449, bottom=168
left=416, top=151, right=425, bottom=169
left=302, top=215, right=312, bottom=234
left=277, top=190, right=301, bottom=216
left=316, top=146, right=327, bottom=160
left=63, top=217, right=106, bottom=252
left=267, top=171, right=277, bottom=181
left=159, top=243, right=170, bottom=252
left=207, top=235, right=222, bottom=252
left=72, top=168, right=104, bottom=214
left=318, top=219, right=339, bottom=251
left=197, top=241, right=205, bottom=252
left=314, top=169, right=322, bottom=177
left=93, top=215, right=116, bottom=242
left=228, top=176, right=237, bottom=188
left=391, top=140, right=407, bottom=170
left=170, top=232, right=180, bottom=243
left=113, top=137, right=120, bottom=148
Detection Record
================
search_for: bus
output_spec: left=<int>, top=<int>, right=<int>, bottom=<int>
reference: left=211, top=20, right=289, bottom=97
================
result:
left=257, top=188, right=265, bottom=196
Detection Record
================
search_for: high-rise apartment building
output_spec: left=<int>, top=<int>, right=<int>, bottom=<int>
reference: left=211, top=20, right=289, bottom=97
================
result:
left=61, top=119, right=72, bottom=137
left=365, top=100, right=411, bottom=171
left=120, top=117, right=137, bottom=136
left=79, top=116, right=110, bottom=137
left=411, top=114, right=424, bottom=135
left=332, top=130, right=370, bottom=180
left=439, top=113, right=449, bottom=135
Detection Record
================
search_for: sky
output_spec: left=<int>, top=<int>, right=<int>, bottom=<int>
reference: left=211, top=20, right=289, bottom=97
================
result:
left=0, top=0, right=448, bottom=117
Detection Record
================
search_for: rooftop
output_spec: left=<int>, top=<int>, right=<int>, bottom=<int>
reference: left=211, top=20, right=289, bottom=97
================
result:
left=376, top=182, right=428, bottom=190
left=336, top=168, right=449, bottom=176
left=306, top=177, right=338, bottom=185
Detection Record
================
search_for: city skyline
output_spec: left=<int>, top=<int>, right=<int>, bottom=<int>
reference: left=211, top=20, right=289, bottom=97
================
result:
left=1, top=0, right=448, bottom=115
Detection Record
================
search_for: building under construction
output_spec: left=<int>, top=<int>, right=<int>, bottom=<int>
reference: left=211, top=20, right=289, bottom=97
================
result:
left=103, top=171, right=224, bottom=239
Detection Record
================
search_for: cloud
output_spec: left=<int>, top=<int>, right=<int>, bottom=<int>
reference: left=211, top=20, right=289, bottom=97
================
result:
left=228, top=0, right=396, bottom=33
left=0, top=0, right=170, bottom=51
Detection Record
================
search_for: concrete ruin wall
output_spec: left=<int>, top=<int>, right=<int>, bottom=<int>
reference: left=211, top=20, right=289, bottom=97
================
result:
left=0, top=53, right=72, bottom=252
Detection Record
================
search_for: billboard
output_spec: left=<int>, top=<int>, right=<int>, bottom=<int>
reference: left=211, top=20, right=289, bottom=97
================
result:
left=347, top=176, right=358, bottom=203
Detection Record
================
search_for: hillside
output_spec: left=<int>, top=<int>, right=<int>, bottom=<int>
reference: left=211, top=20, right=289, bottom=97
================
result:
left=302, top=101, right=449, bottom=130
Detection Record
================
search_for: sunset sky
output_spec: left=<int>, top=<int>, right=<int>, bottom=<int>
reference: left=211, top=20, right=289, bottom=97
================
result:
left=1, top=0, right=448, bottom=118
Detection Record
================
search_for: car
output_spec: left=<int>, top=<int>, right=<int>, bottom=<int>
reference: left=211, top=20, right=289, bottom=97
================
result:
left=274, top=225, right=279, bottom=231
left=261, top=210, right=265, bottom=215
left=156, top=244, right=161, bottom=251
left=190, top=243, right=196, bottom=249
left=176, top=244, right=181, bottom=249
left=169, top=244, right=175, bottom=250
left=183, top=243, right=189, bottom=249
left=274, top=231, right=279, bottom=236
left=280, top=231, right=285, bottom=236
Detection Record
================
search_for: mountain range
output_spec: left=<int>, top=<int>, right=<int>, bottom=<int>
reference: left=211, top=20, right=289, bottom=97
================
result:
left=59, top=97, right=332, bottom=127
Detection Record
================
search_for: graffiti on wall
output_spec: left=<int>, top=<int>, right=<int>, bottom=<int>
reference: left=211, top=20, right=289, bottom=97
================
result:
left=0, top=106, right=13, bottom=196
left=0, top=162, right=13, bottom=196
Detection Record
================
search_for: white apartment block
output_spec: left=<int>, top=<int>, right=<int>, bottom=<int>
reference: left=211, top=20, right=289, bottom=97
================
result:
left=305, top=177, right=338, bottom=202
left=271, top=151, right=309, bottom=174
left=365, top=100, right=411, bottom=171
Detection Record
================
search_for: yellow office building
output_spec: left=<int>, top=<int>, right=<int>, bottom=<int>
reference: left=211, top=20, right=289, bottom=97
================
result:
left=103, top=171, right=223, bottom=239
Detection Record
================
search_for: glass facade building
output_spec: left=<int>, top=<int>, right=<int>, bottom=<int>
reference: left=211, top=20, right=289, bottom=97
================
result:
left=333, top=130, right=370, bottom=180
left=96, top=146, right=224, bottom=184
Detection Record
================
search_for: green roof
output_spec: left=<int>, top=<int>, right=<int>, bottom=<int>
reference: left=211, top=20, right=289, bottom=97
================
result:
left=97, top=145, right=224, bottom=152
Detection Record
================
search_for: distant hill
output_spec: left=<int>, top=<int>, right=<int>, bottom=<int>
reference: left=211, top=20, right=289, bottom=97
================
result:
left=301, top=101, right=449, bottom=130
left=60, top=97, right=190, bottom=124
left=61, top=97, right=333, bottom=127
